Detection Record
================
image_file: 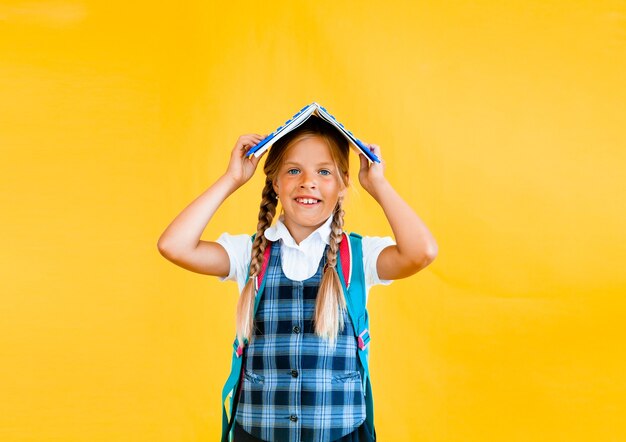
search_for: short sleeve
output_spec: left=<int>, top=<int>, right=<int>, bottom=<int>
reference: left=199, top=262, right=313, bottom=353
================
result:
left=361, top=236, right=396, bottom=296
left=215, top=233, right=252, bottom=294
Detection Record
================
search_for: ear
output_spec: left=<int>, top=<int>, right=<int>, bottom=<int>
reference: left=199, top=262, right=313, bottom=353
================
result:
left=272, top=178, right=279, bottom=195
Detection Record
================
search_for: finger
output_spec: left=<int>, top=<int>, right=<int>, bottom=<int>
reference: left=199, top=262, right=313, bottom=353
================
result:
left=358, top=153, right=368, bottom=172
left=237, top=134, right=266, bottom=154
left=248, top=153, right=260, bottom=167
left=368, top=143, right=383, bottom=162
left=238, top=142, right=255, bottom=157
left=244, top=134, right=267, bottom=153
left=241, top=134, right=262, bottom=143
left=248, top=136, right=264, bottom=146
left=246, top=135, right=261, bottom=145
left=248, top=146, right=267, bottom=166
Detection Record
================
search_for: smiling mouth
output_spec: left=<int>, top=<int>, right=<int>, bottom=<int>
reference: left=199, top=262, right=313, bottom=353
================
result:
left=295, top=197, right=321, bottom=205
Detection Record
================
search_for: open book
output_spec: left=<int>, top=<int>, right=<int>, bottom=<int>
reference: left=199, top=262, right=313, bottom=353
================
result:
left=246, top=102, right=381, bottom=163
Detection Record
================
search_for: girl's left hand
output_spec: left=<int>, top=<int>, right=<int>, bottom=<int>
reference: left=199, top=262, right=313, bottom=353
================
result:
left=358, top=143, right=387, bottom=197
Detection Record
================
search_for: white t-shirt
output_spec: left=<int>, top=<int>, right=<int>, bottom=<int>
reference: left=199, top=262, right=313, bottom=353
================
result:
left=216, top=215, right=395, bottom=303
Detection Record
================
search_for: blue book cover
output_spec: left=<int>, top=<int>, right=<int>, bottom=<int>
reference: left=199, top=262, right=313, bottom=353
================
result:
left=246, top=102, right=381, bottom=163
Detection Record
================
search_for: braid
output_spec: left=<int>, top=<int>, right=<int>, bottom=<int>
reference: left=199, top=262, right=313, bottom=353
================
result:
left=325, top=200, right=345, bottom=273
left=249, top=179, right=277, bottom=278
left=236, top=178, right=277, bottom=346
left=314, top=199, right=347, bottom=345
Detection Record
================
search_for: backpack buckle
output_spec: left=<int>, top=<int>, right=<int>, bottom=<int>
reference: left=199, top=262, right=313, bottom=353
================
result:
left=233, top=340, right=244, bottom=358
left=357, top=329, right=370, bottom=350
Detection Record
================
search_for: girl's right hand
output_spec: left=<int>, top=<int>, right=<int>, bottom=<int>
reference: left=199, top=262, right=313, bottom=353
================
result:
left=224, top=133, right=268, bottom=187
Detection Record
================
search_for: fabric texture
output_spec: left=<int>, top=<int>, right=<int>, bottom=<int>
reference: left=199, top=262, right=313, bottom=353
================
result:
left=216, top=215, right=395, bottom=300
left=234, top=241, right=366, bottom=442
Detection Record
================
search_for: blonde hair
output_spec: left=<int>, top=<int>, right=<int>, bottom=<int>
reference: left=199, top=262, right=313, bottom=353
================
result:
left=236, top=116, right=350, bottom=347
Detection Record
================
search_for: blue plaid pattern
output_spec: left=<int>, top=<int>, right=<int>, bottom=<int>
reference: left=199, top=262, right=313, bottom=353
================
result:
left=235, top=242, right=366, bottom=442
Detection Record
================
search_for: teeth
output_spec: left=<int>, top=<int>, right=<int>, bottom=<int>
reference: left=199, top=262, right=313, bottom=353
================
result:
left=296, top=198, right=319, bottom=205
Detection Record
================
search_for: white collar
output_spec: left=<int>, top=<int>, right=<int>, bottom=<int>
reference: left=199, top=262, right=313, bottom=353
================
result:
left=264, top=214, right=333, bottom=247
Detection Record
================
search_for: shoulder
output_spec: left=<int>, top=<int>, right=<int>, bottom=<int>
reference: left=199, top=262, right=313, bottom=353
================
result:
left=216, top=232, right=253, bottom=251
left=349, top=233, right=395, bottom=290
left=354, top=234, right=396, bottom=256
left=214, top=233, right=254, bottom=290
left=215, top=232, right=254, bottom=267
left=361, top=235, right=395, bottom=268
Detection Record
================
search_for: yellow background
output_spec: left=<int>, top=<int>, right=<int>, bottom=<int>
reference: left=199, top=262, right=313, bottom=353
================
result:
left=2, top=0, right=625, bottom=440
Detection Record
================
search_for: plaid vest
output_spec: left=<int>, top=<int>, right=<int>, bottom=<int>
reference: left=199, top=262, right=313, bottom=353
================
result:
left=235, top=242, right=367, bottom=442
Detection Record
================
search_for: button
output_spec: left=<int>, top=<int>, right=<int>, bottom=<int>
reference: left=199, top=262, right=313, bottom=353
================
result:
left=293, top=325, right=301, bottom=334
left=290, top=369, right=299, bottom=378
left=290, top=415, right=298, bottom=422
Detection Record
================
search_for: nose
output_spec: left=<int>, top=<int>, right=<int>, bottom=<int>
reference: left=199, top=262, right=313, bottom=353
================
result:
left=299, top=170, right=317, bottom=189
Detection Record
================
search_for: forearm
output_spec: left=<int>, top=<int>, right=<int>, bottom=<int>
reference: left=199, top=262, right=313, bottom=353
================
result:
left=369, top=178, right=438, bottom=263
left=157, top=174, right=240, bottom=255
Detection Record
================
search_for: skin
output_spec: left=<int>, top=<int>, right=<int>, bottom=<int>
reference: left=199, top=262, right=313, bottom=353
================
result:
left=272, top=136, right=347, bottom=244
left=157, top=133, right=438, bottom=280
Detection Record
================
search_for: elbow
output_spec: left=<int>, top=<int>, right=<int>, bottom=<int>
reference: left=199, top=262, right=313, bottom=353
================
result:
left=424, top=245, right=438, bottom=267
left=423, top=253, right=437, bottom=269
left=425, top=242, right=438, bottom=264
left=157, top=240, right=169, bottom=258
left=412, top=245, right=438, bottom=272
left=416, top=255, right=436, bottom=272
left=157, top=238, right=176, bottom=259
left=382, top=243, right=439, bottom=279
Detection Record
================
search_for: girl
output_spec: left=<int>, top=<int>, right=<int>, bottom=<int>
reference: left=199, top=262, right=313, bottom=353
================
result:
left=158, top=116, right=438, bottom=442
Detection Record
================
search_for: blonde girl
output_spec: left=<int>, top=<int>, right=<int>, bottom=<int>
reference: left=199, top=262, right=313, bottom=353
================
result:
left=158, top=116, right=438, bottom=442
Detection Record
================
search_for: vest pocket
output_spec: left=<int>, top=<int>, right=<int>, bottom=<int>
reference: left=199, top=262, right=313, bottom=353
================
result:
left=331, top=370, right=362, bottom=384
left=329, top=370, right=367, bottom=432
left=243, top=370, right=265, bottom=384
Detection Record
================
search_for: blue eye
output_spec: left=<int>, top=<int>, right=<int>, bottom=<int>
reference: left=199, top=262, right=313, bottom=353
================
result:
left=319, top=169, right=331, bottom=176
left=287, top=168, right=300, bottom=175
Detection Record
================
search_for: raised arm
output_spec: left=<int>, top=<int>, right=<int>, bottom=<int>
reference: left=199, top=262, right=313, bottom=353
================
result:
left=358, top=144, right=438, bottom=280
left=156, top=134, right=267, bottom=276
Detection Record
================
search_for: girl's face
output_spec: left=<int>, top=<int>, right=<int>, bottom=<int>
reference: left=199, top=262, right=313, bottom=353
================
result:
left=273, top=135, right=347, bottom=244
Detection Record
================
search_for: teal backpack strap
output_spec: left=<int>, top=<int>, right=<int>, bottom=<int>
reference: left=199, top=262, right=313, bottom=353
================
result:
left=336, top=232, right=375, bottom=438
left=221, top=234, right=272, bottom=442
